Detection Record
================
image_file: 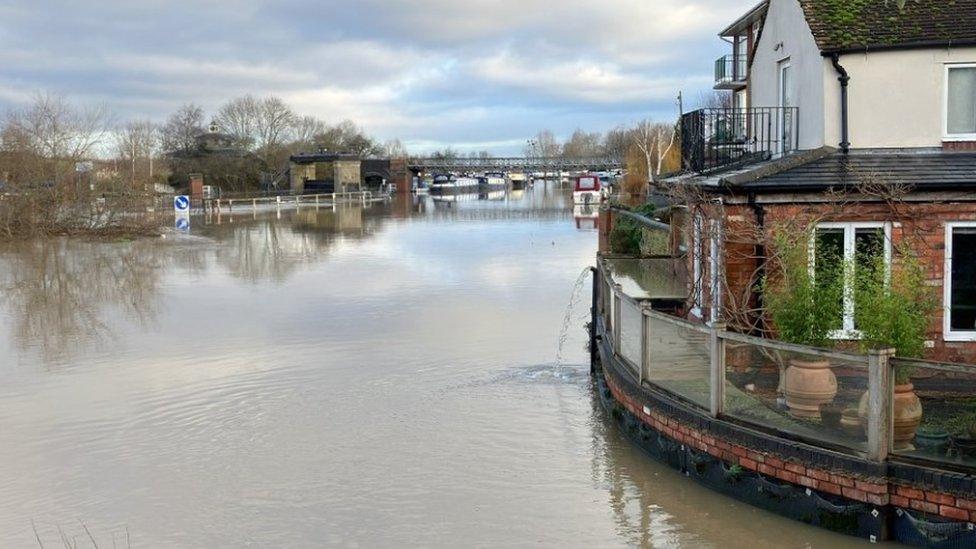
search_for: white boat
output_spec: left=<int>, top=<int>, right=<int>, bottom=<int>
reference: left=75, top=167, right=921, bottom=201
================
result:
left=430, top=174, right=480, bottom=193
left=432, top=192, right=479, bottom=203
left=573, top=174, right=603, bottom=205
left=574, top=204, right=599, bottom=230
left=479, top=172, right=507, bottom=190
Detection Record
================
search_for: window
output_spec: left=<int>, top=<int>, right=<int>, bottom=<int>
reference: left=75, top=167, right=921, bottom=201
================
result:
left=812, top=222, right=891, bottom=337
left=945, top=223, right=976, bottom=341
left=734, top=35, right=748, bottom=80
left=945, top=64, right=976, bottom=139
left=778, top=59, right=794, bottom=154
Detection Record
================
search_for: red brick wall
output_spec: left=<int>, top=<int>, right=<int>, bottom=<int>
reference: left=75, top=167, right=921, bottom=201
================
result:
left=703, top=199, right=976, bottom=364
left=604, top=367, right=976, bottom=523
left=943, top=141, right=976, bottom=152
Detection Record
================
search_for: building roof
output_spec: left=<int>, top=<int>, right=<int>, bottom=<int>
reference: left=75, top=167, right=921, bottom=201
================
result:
left=290, top=152, right=362, bottom=164
left=725, top=149, right=976, bottom=193
left=799, top=0, right=976, bottom=53
left=719, top=0, right=768, bottom=37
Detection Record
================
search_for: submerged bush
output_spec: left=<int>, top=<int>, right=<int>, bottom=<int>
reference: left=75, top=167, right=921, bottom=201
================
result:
left=609, top=203, right=656, bottom=255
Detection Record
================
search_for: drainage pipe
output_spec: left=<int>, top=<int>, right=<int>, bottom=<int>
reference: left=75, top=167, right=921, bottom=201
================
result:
left=830, top=53, right=851, bottom=153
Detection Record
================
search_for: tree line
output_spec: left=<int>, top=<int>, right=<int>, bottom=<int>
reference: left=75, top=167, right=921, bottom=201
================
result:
left=0, top=91, right=400, bottom=197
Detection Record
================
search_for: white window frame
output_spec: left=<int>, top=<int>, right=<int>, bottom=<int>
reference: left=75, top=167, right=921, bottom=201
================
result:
left=943, top=63, right=976, bottom=141
left=810, top=222, right=892, bottom=339
left=778, top=59, right=794, bottom=155
left=944, top=222, right=976, bottom=341
left=709, top=219, right=723, bottom=324
left=691, top=215, right=703, bottom=318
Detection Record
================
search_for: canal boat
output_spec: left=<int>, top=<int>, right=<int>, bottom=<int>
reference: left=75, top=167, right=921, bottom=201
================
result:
left=479, top=172, right=507, bottom=191
left=429, top=174, right=479, bottom=194
left=573, top=174, right=603, bottom=205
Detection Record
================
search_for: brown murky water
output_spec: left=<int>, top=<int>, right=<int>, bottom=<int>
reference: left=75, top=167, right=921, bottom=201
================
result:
left=0, top=186, right=876, bottom=547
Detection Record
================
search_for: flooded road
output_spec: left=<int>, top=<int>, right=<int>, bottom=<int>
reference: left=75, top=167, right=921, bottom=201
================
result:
left=0, top=185, right=872, bottom=547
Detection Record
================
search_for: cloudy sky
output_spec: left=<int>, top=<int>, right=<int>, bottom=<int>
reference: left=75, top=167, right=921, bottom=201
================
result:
left=0, top=0, right=756, bottom=154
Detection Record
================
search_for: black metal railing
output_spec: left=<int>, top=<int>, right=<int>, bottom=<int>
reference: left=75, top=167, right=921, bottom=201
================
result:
left=680, top=107, right=798, bottom=173
left=714, top=55, right=747, bottom=87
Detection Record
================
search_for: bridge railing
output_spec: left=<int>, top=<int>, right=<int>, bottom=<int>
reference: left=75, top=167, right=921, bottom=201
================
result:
left=408, top=156, right=622, bottom=171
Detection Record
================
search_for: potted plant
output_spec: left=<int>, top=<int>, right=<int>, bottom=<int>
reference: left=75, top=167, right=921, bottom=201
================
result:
left=947, top=411, right=976, bottom=458
left=853, top=251, right=935, bottom=450
left=764, top=231, right=845, bottom=419
left=915, top=425, right=950, bottom=454
left=820, top=402, right=845, bottom=430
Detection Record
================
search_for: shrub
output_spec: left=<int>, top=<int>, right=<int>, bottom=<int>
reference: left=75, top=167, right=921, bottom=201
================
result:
left=763, top=229, right=845, bottom=348
left=609, top=203, right=656, bottom=255
left=853, top=249, right=936, bottom=383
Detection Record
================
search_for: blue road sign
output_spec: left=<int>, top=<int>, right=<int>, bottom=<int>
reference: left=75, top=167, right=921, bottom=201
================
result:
left=174, top=195, right=190, bottom=212
left=175, top=215, right=190, bottom=233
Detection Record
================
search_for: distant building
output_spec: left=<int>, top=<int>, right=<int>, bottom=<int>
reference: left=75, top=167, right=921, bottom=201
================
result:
left=289, top=152, right=391, bottom=194
left=290, top=152, right=362, bottom=194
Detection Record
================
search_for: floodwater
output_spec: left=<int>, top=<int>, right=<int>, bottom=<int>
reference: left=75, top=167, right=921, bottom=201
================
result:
left=0, top=185, right=875, bottom=547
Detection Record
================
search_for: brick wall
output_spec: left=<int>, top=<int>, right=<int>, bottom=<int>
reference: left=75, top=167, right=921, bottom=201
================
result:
left=603, top=364, right=976, bottom=524
left=692, top=198, right=976, bottom=363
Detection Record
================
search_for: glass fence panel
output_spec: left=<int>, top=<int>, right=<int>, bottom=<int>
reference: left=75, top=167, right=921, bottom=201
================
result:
left=618, top=298, right=643, bottom=372
left=645, top=314, right=711, bottom=409
left=723, top=338, right=869, bottom=454
left=890, top=358, right=976, bottom=469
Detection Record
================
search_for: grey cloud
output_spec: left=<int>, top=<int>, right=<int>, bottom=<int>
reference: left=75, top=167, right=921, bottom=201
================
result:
left=1, top=0, right=757, bottom=154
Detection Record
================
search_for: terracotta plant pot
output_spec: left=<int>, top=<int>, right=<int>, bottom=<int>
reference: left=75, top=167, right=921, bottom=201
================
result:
left=840, top=408, right=863, bottom=437
left=783, top=359, right=837, bottom=419
left=858, top=384, right=923, bottom=451
left=893, top=384, right=923, bottom=450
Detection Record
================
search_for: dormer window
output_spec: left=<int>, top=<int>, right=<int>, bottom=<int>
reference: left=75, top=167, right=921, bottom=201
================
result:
left=945, top=64, right=976, bottom=140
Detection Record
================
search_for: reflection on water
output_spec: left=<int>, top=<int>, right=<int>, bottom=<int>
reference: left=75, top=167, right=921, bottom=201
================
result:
left=0, top=185, right=869, bottom=547
left=0, top=239, right=164, bottom=364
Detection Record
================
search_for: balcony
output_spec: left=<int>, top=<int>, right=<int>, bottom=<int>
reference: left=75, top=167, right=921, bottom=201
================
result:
left=680, top=107, right=798, bottom=174
left=714, top=54, right=747, bottom=90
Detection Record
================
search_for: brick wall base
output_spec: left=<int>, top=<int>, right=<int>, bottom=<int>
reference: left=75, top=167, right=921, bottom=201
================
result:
left=597, top=328, right=976, bottom=543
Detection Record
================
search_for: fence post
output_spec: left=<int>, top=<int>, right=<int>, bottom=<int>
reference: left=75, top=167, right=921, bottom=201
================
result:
left=709, top=322, right=727, bottom=418
left=640, top=306, right=651, bottom=385
left=613, top=286, right=622, bottom=354
left=590, top=266, right=598, bottom=373
left=867, top=348, right=895, bottom=462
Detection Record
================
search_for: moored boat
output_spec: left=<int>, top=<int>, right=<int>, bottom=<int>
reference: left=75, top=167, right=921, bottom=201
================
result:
left=479, top=172, right=507, bottom=190
left=573, top=174, right=603, bottom=205
left=430, top=174, right=480, bottom=193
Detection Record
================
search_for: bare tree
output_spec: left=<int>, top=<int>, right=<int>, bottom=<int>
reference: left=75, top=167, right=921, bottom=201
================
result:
left=216, top=95, right=259, bottom=150
left=161, top=103, right=205, bottom=154
left=4, top=92, right=111, bottom=186
left=631, top=120, right=677, bottom=184
left=603, top=126, right=631, bottom=164
left=291, top=115, right=327, bottom=151
left=254, top=96, right=296, bottom=166
left=562, top=129, right=604, bottom=159
left=697, top=90, right=733, bottom=109
left=382, top=138, right=408, bottom=159
left=312, top=120, right=380, bottom=157
left=115, top=120, right=159, bottom=192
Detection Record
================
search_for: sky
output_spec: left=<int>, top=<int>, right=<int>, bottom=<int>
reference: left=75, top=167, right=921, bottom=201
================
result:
left=0, top=0, right=757, bottom=155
